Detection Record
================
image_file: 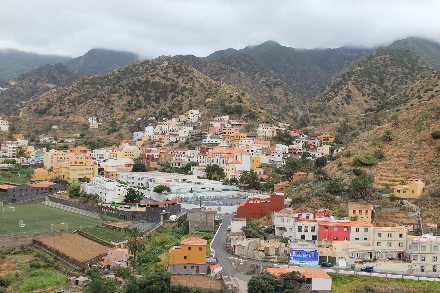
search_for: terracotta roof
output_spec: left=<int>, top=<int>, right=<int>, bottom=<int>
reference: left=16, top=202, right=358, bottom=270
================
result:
left=267, top=267, right=331, bottom=279
left=101, top=259, right=113, bottom=266
left=349, top=221, right=374, bottom=227
left=228, top=160, right=241, bottom=164
left=210, top=264, right=221, bottom=269
left=29, top=181, right=56, bottom=187
left=347, top=202, right=374, bottom=209
left=181, top=237, right=207, bottom=246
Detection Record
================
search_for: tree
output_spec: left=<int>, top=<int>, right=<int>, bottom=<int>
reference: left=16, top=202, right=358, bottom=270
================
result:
left=127, top=228, right=145, bottom=271
left=315, top=156, right=327, bottom=168
left=242, top=218, right=265, bottom=238
left=181, top=161, right=199, bottom=174
left=191, top=287, right=207, bottom=293
left=313, top=167, right=329, bottom=182
left=284, top=157, right=303, bottom=178
left=153, top=184, right=171, bottom=193
left=325, top=178, right=345, bottom=195
left=239, top=170, right=260, bottom=190
left=205, top=164, right=225, bottom=180
left=125, top=271, right=171, bottom=293
left=124, top=188, right=143, bottom=202
left=248, top=273, right=279, bottom=293
left=68, top=181, right=81, bottom=198
left=80, top=176, right=90, bottom=183
left=349, top=173, right=374, bottom=200
left=84, top=278, right=119, bottom=293
left=132, top=157, right=148, bottom=172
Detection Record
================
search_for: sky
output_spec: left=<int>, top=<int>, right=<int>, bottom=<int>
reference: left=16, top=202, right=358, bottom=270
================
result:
left=1, top=0, right=440, bottom=59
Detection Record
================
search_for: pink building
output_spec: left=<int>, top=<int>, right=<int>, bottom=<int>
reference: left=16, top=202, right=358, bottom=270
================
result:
left=108, top=246, right=130, bottom=262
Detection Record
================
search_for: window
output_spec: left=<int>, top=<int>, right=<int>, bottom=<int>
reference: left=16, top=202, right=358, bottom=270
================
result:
left=188, top=247, right=191, bottom=250
left=399, top=233, right=403, bottom=238
left=421, top=256, right=426, bottom=262
left=324, top=226, right=328, bottom=231
left=311, top=226, right=315, bottom=232
left=353, top=210, right=356, bottom=215
left=191, top=266, right=194, bottom=269
left=184, top=256, right=187, bottom=260
left=413, top=255, right=418, bottom=261
left=364, top=228, right=369, bottom=232
left=281, top=218, right=284, bottom=223
left=298, top=226, right=303, bottom=232
left=287, top=219, right=290, bottom=223
left=388, top=233, right=392, bottom=238
left=359, top=210, right=362, bottom=215
left=365, top=210, right=369, bottom=215
left=433, top=256, right=438, bottom=262
left=199, top=247, right=202, bottom=251
left=413, top=245, right=418, bottom=251
left=304, top=226, right=309, bottom=232
left=399, top=242, right=403, bottom=247
left=434, top=246, right=439, bottom=251
left=378, top=233, right=382, bottom=237
left=355, top=228, right=360, bottom=232
left=421, top=245, right=426, bottom=251
left=184, top=266, right=187, bottom=269
left=334, top=236, right=338, bottom=240
left=306, top=215, right=310, bottom=219
left=364, top=238, right=368, bottom=241
left=387, top=242, right=392, bottom=247
left=355, top=238, right=359, bottom=240
left=334, top=227, right=338, bottom=231
left=344, top=227, right=348, bottom=231
left=377, top=242, right=381, bottom=246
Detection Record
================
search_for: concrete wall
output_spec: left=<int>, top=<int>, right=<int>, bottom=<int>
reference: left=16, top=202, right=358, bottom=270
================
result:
left=167, top=263, right=210, bottom=275
left=187, top=209, right=215, bottom=232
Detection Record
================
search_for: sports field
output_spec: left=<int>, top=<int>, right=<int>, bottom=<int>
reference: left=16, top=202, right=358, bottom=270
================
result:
left=0, top=204, right=102, bottom=236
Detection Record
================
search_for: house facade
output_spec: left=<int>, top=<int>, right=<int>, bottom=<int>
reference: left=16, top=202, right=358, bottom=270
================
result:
left=167, top=237, right=211, bottom=274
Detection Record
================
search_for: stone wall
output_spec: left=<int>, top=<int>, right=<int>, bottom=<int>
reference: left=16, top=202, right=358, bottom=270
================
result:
left=47, top=196, right=181, bottom=222
left=167, top=263, right=211, bottom=275
left=187, top=209, right=215, bottom=232
left=0, top=230, right=71, bottom=248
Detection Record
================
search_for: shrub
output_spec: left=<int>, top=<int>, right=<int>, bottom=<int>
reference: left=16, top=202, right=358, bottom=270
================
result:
left=352, top=168, right=363, bottom=176
left=432, top=131, right=440, bottom=139
left=352, top=156, right=378, bottom=166
left=373, top=149, right=385, bottom=160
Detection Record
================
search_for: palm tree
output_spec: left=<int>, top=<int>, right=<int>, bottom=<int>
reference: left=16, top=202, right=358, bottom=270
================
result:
left=127, top=228, right=145, bottom=271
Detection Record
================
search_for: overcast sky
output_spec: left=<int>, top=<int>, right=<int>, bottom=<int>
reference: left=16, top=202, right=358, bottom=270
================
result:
left=1, top=0, right=440, bottom=59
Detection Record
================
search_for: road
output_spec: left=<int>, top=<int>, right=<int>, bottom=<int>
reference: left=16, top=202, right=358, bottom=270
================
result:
left=211, top=213, right=252, bottom=293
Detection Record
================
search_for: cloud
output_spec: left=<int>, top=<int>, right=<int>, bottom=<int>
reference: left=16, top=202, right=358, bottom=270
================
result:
left=0, top=0, right=439, bottom=58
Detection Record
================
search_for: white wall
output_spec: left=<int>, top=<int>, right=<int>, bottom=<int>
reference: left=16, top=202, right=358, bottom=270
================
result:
left=312, top=278, right=332, bottom=291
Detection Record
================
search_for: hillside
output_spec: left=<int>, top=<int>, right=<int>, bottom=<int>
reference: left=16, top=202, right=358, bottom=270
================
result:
left=327, top=69, right=440, bottom=189
left=296, top=46, right=373, bottom=76
left=16, top=56, right=269, bottom=136
left=0, top=63, right=78, bottom=116
left=64, top=48, right=139, bottom=77
left=178, top=54, right=303, bottom=115
left=305, top=48, right=433, bottom=124
left=0, top=49, right=71, bottom=81
left=387, top=37, right=440, bottom=69
left=208, top=41, right=330, bottom=99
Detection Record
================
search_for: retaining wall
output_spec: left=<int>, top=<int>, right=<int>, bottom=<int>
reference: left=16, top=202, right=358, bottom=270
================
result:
left=0, top=230, right=71, bottom=248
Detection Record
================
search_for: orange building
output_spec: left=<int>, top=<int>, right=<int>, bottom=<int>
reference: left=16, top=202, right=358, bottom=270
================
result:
left=168, top=237, right=215, bottom=275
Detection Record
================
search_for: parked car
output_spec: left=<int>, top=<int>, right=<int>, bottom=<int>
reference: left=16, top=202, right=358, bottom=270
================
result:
left=361, top=266, right=374, bottom=272
left=227, top=225, right=231, bottom=231
left=296, top=261, right=308, bottom=266
left=321, top=262, right=333, bottom=267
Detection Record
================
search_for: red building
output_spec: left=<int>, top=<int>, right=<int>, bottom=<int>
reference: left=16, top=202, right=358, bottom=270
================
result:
left=314, top=209, right=332, bottom=219
left=318, top=221, right=350, bottom=241
left=236, top=194, right=284, bottom=220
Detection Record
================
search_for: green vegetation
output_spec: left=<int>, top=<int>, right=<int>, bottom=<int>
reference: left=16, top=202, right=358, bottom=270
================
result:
left=0, top=204, right=102, bottom=236
left=0, top=164, right=34, bottom=185
left=431, top=130, right=440, bottom=139
left=352, top=156, right=378, bottom=166
left=18, top=269, right=67, bottom=293
left=242, top=218, right=266, bottom=238
left=82, top=226, right=129, bottom=242
left=124, top=188, right=143, bottom=202
left=248, top=271, right=303, bottom=293
left=153, top=184, right=171, bottom=193
left=205, top=164, right=225, bottom=180
left=330, top=273, right=440, bottom=293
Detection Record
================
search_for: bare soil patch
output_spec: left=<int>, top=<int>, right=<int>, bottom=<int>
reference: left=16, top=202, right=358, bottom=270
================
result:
left=171, top=275, right=222, bottom=290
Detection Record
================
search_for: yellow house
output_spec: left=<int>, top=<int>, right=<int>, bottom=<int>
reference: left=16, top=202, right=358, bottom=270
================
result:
left=347, top=202, right=374, bottom=223
left=318, top=134, right=335, bottom=143
left=135, top=136, right=150, bottom=146
left=12, top=133, right=25, bottom=140
left=31, top=168, right=55, bottom=181
left=393, top=179, right=425, bottom=199
left=233, top=133, right=248, bottom=145
left=169, top=237, right=207, bottom=265
left=59, top=158, right=98, bottom=183
left=251, top=156, right=262, bottom=170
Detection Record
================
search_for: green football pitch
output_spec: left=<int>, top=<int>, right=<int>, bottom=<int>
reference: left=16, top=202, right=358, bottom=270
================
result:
left=0, top=204, right=102, bottom=236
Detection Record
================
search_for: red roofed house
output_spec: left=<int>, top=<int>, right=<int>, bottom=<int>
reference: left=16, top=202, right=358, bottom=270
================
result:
left=236, top=193, right=284, bottom=220
left=267, top=267, right=332, bottom=292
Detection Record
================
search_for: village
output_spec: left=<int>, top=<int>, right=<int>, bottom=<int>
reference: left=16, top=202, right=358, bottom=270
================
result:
left=0, top=109, right=437, bottom=293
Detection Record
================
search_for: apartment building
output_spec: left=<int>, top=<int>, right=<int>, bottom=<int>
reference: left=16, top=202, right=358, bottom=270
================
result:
left=409, top=235, right=440, bottom=274
left=372, top=227, right=407, bottom=259
left=59, top=158, right=98, bottom=183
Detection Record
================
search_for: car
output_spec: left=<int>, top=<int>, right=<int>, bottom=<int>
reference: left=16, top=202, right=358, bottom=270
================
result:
left=296, top=261, right=308, bottom=266
left=227, top=225, right=231, bottom=231
left=321, top=262, right=333, bottom=267
left=361, top=266, right=374, bottom=272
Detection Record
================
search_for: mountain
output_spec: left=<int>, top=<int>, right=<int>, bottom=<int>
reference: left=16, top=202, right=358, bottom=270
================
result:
left=208, top=41, right=330, bottom=99
left=0, top=49, right=71, bottom=81
left=387, top=37, right=440, bottom=69
left=64, top=49, right=139, bottom=77
left=178, top=54, right=303, bottom=115
left=16, top=56, right=271, bottom=135
left=305, top=48, right=433, bottom=124
left=296, top=46, right=373, bottom=76
left=0, top=63, right=78, bottom=116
